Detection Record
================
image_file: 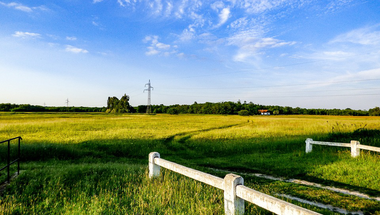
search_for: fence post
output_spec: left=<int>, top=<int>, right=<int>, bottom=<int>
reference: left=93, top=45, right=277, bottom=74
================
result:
left=17, top=137, right=20, bottom=175
left=7, top=140, right=10, bottom=183
left=305, top=138, right=313, bottom=153
left=224, top=174, right=244, bottom=215
left=149, top=152, right=161, bottom=178
left=351, top=140, right=360, bottom=157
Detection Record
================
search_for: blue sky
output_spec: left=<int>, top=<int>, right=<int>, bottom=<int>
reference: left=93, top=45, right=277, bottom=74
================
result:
left=1, top=0, right=380, bottom=109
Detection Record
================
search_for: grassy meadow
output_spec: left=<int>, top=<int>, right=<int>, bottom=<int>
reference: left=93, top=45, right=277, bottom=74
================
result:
left=0, top=112, right=380, bottom=214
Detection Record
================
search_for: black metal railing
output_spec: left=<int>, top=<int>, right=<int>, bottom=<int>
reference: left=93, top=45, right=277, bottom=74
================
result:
left=0, top=136, right=22, bottom=183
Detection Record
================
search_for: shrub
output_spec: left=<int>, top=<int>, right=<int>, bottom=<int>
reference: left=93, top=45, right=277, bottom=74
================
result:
left=238, top=110, right=249, bottom=116
left=167, top=108, right=178, bottom=115
left=369, top=107, right=380, bottom=116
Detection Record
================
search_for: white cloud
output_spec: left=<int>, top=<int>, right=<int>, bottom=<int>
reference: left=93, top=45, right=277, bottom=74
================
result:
left=93, top=0, right=104, bottom=3
left=177, top=52, right=185, bottom=58
left=143, top=35, right=175, bottom=56
left=211, top=1, right=225, bottom=11
left=178, top=25, right=197, bottom=41
left=156, top=42, right=170, bottom=49
left=12, top=31, right=41, bottom=39
left=0, top=2, right=48, bottom=12
left=330, top=25, right=380, bottom=45
left=227, top=30, right=296, bottom=62
left=229, top=17, right=249, bottom=29
left=215, top=7, right=230, bottom=27
left=66, top=36, right=77, bottom=41
left=115, top=0, right=203, bottom=20
left=150, top=0, right=163, bottom=15
left=145, top=47, right=160, bottom=56
left=321, top=51, right=353, bottom=61
left=65, top=45, right=88, bottom=54
left=321, top=68, right=380, bottom=88
left=236, top=0, right=285, bottom=14
left=299, top=25, right=380, bottom=68
left=117, top=0, right=125, bottom=7
left=0, top=2, right=32, bottom=12
left=165, top=1, right=173, bottom=16
left=325, top=0, right=354, bottom=14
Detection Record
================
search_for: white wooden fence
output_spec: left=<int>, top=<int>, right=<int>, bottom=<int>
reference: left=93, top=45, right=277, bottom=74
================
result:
left=149, top=152, right=320, bottom=215
left=305, top=138, right=380, bottom=157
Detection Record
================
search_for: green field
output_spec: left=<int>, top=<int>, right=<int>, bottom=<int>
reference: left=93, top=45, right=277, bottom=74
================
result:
left=1, top=113, right=380, bottom=214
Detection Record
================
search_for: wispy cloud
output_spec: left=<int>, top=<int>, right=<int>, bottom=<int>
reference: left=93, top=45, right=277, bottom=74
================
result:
left=227, top=30, right=296, bottom=62
left=143, top=35, right=177, bottom=56
left=65, top=45, right=88, bottom=54
left=330, top=25, right=380, bottom=45
left=0, top=2, right=32, bottom=12
left=318, top=67, right=380, bottom=89
left=12, top=31, right=41, bottom=39
left=215, top=7, right=231, bottom=28
left=116, top=0, right=203, bottom=19
left=117, top=0, right=125, bottom=7
left=178, top=25, right=197, bottom=42
left=235, top=0, right=291, bottom=14
left=66, top=36, right=77, bottom=41
left=164, top=1, right=173, bottom=17
left=112, top=0, right=360, bottom=66
left=300, top=24, right=380, bottom=66
left=148, top=0, right=164, bottom=15
left=325, top=0, right=354, bottom=14
left=0, top=1, right=47, bottom=12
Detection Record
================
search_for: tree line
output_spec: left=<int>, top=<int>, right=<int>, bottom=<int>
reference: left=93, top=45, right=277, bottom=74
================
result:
left=134, top=101, right=375, bottom=116
left=1, top=99, right=379, bottom=116
left=0, top=103, right=105, bottom=112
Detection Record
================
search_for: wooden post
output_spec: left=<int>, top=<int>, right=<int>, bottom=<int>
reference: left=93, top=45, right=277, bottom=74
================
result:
left=351, top=140, right=360, bottom=157
left=224, top=174, right=244, bottom=215
left=149, top=152, right=160, bottom=178
left=305, top=138, right=313, bottom=153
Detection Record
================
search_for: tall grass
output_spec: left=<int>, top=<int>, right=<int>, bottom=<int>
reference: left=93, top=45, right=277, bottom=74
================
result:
left=1, top=163, right=287, bottom=214
left=1, top=113, right=380, bottom=214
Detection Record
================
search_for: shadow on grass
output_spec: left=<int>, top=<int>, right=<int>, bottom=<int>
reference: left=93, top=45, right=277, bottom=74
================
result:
left=2, top=127, right=380, bottom=198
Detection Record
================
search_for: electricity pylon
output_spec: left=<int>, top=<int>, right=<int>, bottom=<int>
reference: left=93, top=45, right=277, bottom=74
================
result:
left=65, top=98, right=69, bottom=112
left=144, top=80, right=154, bottom=114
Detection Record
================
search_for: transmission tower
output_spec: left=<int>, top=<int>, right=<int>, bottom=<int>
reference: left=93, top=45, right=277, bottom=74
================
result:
left=65, top=98, right=69, bottom=112
left=143, top=80, right=154, bottom=114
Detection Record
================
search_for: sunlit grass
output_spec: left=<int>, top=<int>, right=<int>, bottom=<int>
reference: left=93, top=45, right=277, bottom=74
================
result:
left=1, top=112, right=380, bottom=214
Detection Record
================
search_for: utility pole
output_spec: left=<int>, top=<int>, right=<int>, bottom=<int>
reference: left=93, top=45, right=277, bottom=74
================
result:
left=143, top=80, right=154, bottom=114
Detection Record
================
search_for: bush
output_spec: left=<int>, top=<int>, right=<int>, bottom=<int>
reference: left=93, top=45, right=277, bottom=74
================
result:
left=238, top=110, right=249, bottom=116
left=369, top=107, right=380, bottom=116
left=167, top=108, right=178, bottom=115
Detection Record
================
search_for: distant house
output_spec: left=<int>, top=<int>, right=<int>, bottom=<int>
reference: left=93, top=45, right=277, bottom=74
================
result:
left=258, top=109, right=270, bottom=115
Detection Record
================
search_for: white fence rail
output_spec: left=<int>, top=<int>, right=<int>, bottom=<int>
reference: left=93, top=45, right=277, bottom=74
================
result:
left=305, top=138, right=380, bottom=157
left=149, top=152, right=320, bottom=215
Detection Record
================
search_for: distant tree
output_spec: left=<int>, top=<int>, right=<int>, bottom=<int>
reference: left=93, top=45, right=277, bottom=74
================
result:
left=167, top=107, right=178, bottom=115
left=106, top=94, right=133, bottom=113
left=238, top=110, right=249, bottom=116
left=118, top=94, right=132, bottom=113
left=369, top=107, right=380, bottom=116
left=136, top=105, right=147, bottom=113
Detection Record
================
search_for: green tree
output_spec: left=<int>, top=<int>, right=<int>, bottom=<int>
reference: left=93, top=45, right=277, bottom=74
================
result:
left=238, top=110, right=249, bottom=116
left=106, top=94, right=132, bottom=113
left=369, top=107, right=380, bottom=116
